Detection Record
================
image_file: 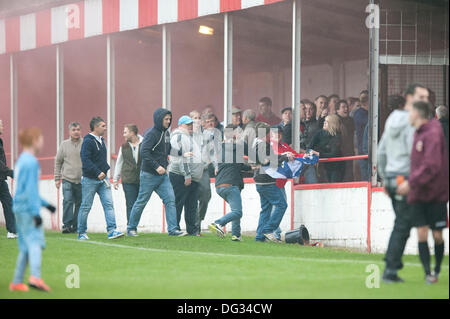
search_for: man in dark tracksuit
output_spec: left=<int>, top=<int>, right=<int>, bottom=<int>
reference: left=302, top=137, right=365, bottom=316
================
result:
left=209, top=124, right=252, bottom=241
left=378, top=83, right=429, bottom=283
left=0, top=120, right=16, bottom=238
left=127, top=108, right=185, bottom=237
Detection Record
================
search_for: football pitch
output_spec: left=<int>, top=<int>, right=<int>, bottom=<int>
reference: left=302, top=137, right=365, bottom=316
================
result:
left=0, top=228, right=448, bottom=299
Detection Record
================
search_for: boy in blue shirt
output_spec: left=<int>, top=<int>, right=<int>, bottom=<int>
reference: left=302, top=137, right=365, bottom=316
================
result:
left=10, top=127, right=56, bottom=292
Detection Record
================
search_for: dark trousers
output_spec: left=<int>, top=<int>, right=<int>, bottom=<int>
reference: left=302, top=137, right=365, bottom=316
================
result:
left=169, top=172, right=200, bottom=235
left=0, top=180, right=16, bottom=233
left=359, top=159, right=369, bottom=181
left=62, top=180, right=82, bottom=231
left=384, top=185, right=413, bottom=273
left=196, top=169, right=211, bottom=233
left=325, top=164, right=345, bottom=183
left=326, top=169, right=344, bottom=183
left=122, top=183, right=139, bottom=224
left=343, top=161, right=354, bottom=182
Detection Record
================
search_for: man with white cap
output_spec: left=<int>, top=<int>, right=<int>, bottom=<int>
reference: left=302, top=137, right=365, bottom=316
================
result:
left=168, top=115, right=204, bottom=235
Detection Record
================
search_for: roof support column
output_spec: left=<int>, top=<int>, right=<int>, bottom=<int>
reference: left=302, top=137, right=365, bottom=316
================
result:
left=292, top=0, right=302, bottom=152
left=106, top=34, right=115, bottom=176
left=368, top=1, right=379, bottom=186
left=56, top=45, right=64, bottom=149
left=9, top=54, right=17, bottom=167
left=162, top=25, right=171, bottom=111
left=224, top=13, right=233, bottom=126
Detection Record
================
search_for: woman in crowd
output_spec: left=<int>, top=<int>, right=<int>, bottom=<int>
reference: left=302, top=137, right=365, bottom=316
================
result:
left=308, top=115, right=345, bottom=183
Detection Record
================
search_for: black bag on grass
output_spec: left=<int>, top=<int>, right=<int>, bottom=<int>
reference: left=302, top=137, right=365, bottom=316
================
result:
left=285, top=225, right=310, bottom=245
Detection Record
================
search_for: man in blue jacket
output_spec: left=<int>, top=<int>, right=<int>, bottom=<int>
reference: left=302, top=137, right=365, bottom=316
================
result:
left=77, top=117, right=124, bottom=240
left=127, top=108, right=186, bottom=236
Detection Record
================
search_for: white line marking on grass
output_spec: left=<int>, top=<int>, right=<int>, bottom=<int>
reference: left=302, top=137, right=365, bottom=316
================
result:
left=62, top=239, right=448, bottom=269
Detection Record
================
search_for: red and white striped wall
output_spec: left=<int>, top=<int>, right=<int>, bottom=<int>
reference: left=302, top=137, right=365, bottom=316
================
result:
left=0, top=0, right=284, bottom=55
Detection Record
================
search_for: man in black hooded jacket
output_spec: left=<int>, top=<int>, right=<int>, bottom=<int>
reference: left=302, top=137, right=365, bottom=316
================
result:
left=0, top=119, right=17, bottom=238
left=127, top=108, right=186, bottom=237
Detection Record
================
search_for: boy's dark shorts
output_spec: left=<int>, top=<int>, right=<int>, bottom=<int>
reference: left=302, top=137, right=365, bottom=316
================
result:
left=411, top=202, right=448, bottom=230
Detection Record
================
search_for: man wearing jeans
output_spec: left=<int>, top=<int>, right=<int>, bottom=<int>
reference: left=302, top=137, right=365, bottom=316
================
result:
left=54, top=122, right=83, bottom=234
left=77, top=117, right=124, bottom=240
left=252, top=123, right=289, bottom=242
left=209, top=124, right=252, bottom=241
left=127, top=108, right=186, bottom=237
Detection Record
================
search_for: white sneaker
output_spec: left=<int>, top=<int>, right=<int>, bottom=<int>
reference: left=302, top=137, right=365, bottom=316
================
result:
left=7, top=232, right=18, bottom=239
left=176, top=231, right=188, bottom=237
left=127, top=230, right=138, bottom=237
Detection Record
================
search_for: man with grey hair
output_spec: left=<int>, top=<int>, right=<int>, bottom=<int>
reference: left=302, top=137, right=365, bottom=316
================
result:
left=54, top=122, right=83, bottom=233
left=436, top=105, right=448, bottom=151
left=241, top=109, right=257, bottom=147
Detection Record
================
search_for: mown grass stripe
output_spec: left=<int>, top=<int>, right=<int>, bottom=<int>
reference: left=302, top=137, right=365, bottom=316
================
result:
left=62, top=238, right=448, bottom=269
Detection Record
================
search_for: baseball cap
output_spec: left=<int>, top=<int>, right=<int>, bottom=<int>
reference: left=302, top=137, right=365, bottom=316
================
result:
left=232, top=106, right=242, bottom=114
left=281, top=107, right=292, bottom=114
left=178, top=115, right=193, bottom=125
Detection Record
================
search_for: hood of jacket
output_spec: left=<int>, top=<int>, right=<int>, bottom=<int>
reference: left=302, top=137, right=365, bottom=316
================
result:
left=384, top=110, right=410, bottom=138
left=153, top=108, right=172, bottom=132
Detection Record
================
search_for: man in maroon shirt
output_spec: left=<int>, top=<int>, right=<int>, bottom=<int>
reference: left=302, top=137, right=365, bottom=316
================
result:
left=397, top=101, right=449, bottom=284
left=255, top=97, right=281, bottom=126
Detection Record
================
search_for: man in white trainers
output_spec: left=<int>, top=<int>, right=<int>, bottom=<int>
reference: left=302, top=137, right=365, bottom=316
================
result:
left=77, top=117, right=124, bottom=240
left=0, top=119, right=17, bottom=239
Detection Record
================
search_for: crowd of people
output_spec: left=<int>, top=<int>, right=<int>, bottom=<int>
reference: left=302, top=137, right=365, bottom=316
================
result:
left=1, top=86, right=449, bottom=291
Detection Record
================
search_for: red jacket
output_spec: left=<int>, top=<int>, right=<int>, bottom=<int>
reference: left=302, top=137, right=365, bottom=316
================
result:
left=270, top=140, right=304, bottom=188
left=408, top=119, right=449, bottom=203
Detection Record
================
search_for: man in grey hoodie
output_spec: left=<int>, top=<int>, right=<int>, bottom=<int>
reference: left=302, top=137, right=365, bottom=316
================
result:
left=168, top=116, right=204, bottom=235
left=378, top=83, right=429, bottom=283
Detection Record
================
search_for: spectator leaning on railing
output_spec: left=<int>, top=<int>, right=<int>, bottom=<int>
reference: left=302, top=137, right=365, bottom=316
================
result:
left=299, top=100, right=320, bottom=184
left=336, top=100, right=355, bottom=182
left=308, top=114, right=345, bottom=183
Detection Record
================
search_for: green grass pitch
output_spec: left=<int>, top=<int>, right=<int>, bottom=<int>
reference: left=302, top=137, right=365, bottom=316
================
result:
left=0, top=227, right=448, bottom=299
